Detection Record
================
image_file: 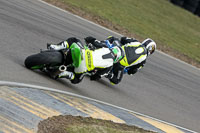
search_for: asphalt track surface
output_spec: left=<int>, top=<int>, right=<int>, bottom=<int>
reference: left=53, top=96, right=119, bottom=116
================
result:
left=0, top=0, right=200, bottom=132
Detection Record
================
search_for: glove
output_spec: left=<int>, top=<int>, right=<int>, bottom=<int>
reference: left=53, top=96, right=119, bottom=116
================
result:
left=106, top=36, right=115, bottom=44
left=120, top=37, right=127, bottom=45
left=84, top=36, right=96, bottom=44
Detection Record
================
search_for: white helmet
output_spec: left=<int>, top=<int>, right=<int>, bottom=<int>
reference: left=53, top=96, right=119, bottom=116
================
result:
left=111, top=46, right=125, bottom=63
left=142, top=38, right=156, bottom=55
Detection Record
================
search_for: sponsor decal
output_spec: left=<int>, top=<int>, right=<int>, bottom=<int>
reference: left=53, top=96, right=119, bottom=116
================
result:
left=87, top=51, right=91, bottom=68
left=117, top=71, right=122, bottom=79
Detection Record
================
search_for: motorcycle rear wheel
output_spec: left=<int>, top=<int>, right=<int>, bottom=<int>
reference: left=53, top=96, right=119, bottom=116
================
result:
left=24, top=50, right=64, bottom=69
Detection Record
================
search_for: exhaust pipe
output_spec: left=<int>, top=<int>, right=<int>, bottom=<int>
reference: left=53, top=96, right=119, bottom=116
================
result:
left=59, top=65, right=67, bottom=72
left=50, top=65, right=67, bottom=79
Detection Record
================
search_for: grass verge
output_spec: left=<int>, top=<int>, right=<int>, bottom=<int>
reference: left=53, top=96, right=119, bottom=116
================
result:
left=43, top=0, right=200, bottom=68
left=37, top=115, right=156, bottom=133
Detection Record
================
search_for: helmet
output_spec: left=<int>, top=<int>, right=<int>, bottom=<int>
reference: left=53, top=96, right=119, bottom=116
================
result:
left=142, top=38, right=156, bottom=55
left=111, top=46, right=125, bottom=63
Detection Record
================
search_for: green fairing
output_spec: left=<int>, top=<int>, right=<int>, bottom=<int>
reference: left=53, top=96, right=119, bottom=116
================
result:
left=31, top=65, right=44, bottom=69
left=70, top=43, right=82, bottom=67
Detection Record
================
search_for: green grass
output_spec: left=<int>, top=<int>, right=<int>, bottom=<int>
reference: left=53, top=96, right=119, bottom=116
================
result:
left=38, top=115, right=155, bottom=133
left=57, top=0, right=200, bottom=63
left=66, top=124, right=142, bottom=133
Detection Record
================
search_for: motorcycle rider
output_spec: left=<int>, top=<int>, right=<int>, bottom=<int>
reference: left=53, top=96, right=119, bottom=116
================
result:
left=47, top=37, right=124, bottom=84
left=85, top=36, right=156, bottom=84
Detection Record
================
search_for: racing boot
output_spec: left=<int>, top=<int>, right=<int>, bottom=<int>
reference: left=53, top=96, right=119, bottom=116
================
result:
left=47, top=41, right=69, bottom=50
left=58, top=71, right=75, bottom=80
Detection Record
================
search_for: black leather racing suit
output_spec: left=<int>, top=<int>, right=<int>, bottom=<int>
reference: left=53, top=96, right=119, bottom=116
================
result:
left=85, top=36, right=148, bottom=84
left=108, top=36, right=148, bottom=84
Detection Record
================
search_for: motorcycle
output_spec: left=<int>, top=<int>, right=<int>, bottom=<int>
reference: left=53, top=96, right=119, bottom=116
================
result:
left=24, top=39, right=126, bottom=81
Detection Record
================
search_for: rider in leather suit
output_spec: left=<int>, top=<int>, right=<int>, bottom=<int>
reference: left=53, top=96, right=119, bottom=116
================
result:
left=85, top=36, right=156, bottom=84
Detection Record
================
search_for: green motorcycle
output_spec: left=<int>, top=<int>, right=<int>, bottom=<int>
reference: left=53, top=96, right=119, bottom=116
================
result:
left=24, top=42, right=84, bottom=78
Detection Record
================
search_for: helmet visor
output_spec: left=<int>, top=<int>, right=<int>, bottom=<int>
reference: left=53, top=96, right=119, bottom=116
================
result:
left=148, top=45, right=155, bottom=55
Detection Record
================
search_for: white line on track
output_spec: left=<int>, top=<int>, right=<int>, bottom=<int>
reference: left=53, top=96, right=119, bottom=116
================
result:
left=0, top=80, right=198, bottom=133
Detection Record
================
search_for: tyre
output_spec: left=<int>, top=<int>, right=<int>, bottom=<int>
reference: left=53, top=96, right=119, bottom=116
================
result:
left=24, top=50, right=64, bottom=69
left=183, top=0, right=199, bottom=7
left=171, top=0, right=185, bottom=6
left=183, top=0, right=200, bottom=13
left=194, top=2, right=200, bottom=16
